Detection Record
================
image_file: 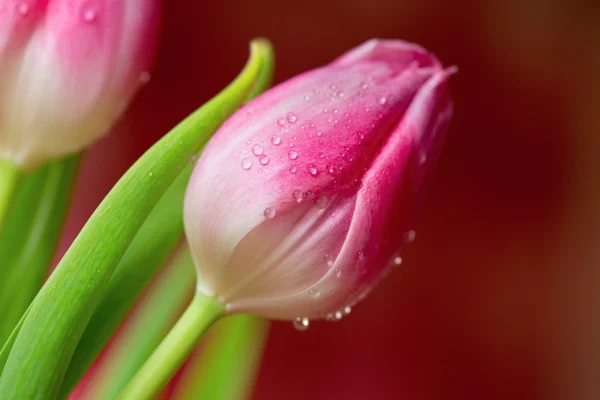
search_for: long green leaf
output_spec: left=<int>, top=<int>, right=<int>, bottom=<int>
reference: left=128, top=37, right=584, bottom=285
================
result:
left=58, top=37, right=276, bottom=397
left=58, top=164, right=192, bottom=397
left=0, top=40, right=268, bottom=400
left=0, top=155, right=80, bottom=346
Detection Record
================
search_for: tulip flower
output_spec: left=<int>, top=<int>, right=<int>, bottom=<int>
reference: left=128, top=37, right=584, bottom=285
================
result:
left=0, top=0, right=160, bottom=169
left=184, top=39, right=455, bottom=321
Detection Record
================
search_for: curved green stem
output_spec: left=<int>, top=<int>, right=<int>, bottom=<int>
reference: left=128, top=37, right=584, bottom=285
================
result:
left=0, top=159, right=21, bottom=231
left=117, top=292, right=225, bottom=400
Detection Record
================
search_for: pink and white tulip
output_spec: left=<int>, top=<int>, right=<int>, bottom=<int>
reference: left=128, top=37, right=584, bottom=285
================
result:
left=0, top=0, right=160, bottom=169
left=184, top=39, right=455, bottom=320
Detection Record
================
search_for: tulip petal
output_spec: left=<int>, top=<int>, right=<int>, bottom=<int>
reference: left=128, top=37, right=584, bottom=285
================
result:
left=0, top=0, right=159, bottom=168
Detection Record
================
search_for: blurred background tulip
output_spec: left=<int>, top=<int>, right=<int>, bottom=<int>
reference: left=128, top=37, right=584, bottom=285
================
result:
left=0, top=0, right=160, bottom=169
left=60, top=0, right=600, bottom=399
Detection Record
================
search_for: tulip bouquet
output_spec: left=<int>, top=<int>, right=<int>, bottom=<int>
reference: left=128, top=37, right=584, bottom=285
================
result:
left=0, top=1, right=455, bottom=399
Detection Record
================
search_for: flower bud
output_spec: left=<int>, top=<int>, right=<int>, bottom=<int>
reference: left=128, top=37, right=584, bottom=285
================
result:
left=0, top=0, right=160, bottom=169
left=184, top=39, right=455, bottom=320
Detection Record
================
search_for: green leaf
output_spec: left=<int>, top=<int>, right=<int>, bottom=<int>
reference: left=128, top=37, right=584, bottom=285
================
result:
left=58, top=164, right=192, bottom=397
left=171, top=315, right=269, bottom=400
left=84, top=246, right=196, bottom=400
left=0, top=39, right=269, bottom=400
left=0, top=155, right=80, bottom=347
left=58, top=37, right=276, bottom=397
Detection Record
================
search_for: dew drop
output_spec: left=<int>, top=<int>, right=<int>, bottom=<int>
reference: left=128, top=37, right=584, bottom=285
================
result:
left=292, top=190, right=303, bottom=203
left=334, top=310, right=343, bottom=320
left=377, top=96, right=387, bottom=105
left=288, top=150, right=298, bottom=160
left=277, top=118, right=286, bottom=126
left=293, top=317, right=310, bottom=331
left=139, top=71, right=151, bottom=83
left=308, top=289, right=321, bottom=298
left=270, top=135, right=282, bottom=146
left=289, top=165, right=297, bottom=174
left=17, top=2, right=29, bottom=16
left=360, top=82, right=368, bottom=90
left=83, top=8, right=97, bottom=22
left=335, top=268, right=342, bottom=278
left=259, top=155, right=270, bottom=165
left=148, top=172, right=153, bottom=177
left=343, top=306, right=352, bottom=315
left=329, top=84, right=337, bottom=90
left=287, top=113, right=298, bottom=123
left=315, top=195, right=328, bottom=209
left=318, top=152, right=325, bottom=159
left=304, top=94, right=311, bottom=101
left=326, top=163, right=335, bottom=174
left=263, top=208, right=276, bottom=219
left=252, top=144, right=264, bottom=156
left=419, top=152, right=427, bottom=164
left=405, top=230, right=416, bottom=243
left=241, top=158, right=252, bottom=170
left=394, top=256, right=403, bottom=265
left=307, top=164, right=318, bottom=176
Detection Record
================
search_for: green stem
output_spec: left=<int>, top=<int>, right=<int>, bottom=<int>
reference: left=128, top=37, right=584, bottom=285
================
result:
left=116, top=292, right=225, bottom=400
left=0, top=159, right=21, bottom=231
left=172, top=315, right=269, bottom=400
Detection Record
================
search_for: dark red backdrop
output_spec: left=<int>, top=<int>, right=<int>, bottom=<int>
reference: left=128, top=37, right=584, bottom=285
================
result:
left=60, top=1, right=600, bottom=399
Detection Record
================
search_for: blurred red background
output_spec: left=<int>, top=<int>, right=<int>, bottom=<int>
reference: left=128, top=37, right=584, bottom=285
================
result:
left=59, top=1, right=600, bottom=399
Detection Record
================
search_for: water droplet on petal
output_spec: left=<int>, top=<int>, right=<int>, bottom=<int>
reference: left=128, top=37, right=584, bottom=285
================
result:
left=259, top=155, right=270, bottom=165
left=288, top=150, right=298, bottom=160
left=318, top=152, right=325, bottom=159
left=304, top=94, right=311, bottom=101
left=252, top=144, right=264, bottom=156
left=377, top=96, right=387, bottom=105
left=293, top=317, right=310, bottom=331
left=394, top=256, right=403, bottom=265
left=343, top=306, right=352, bottom=315
left=335, top=268, right=342, bottom=277
left=326, top=163, right=335, bottom=174
left=17, top=2, right=29, bottom=16
left=287, top=113, right=298, bottom=123
left=241, top=158, right=252, bottom=170
left=277, top=118, right=286, bottom=126
left=419, top=152, right=427, bottom=164
left=334, top=310, right=343, bottom=320
left=271, top=135, right=282, bottom=145
left=83, top=8, right=97, bottom=22
left=361, top=82, right=368, bottom=90
left=148, top=172, right=153, bottom=177
left=139, top=71, right=151, bottom=83
left=315, top=195, right=328, bottom=208
left=307, top=164, right=318, bottom=176
left=308, top=289, right=321, bottom=298
left=263, top=208, right=276, bottom=219
left=289, top=165, right=297, bottom=174
left=405, top=230, right=416, bottom=243
left=292, top=190, right=303, bottom=203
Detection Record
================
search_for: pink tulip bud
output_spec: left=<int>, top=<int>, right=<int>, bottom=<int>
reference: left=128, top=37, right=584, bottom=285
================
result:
left=185, top=39, right=455, bottom=321
left=0, top=0, right=160, bottom=168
